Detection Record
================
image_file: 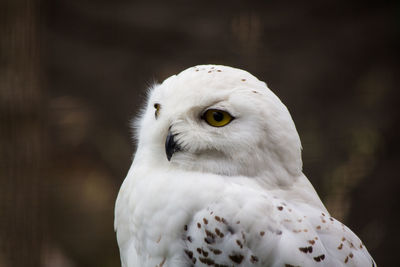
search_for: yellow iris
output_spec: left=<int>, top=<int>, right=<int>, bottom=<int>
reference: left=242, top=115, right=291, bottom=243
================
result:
left=154, top=103, right=160, bottom=119
left=203, top=109, right=233, bottom=127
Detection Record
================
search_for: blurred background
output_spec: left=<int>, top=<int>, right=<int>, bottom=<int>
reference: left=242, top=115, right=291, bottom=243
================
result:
left=1, top=0, right=399, bottom=266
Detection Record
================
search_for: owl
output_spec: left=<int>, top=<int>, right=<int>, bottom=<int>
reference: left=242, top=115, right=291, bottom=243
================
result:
left=114, top=65, right=376, bottom=267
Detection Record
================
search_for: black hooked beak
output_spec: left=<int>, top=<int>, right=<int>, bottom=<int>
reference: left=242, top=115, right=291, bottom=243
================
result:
left=165, top=129, right=181, bottom=161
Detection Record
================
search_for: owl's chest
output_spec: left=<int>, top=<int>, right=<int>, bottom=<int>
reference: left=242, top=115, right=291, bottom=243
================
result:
left=119, top=169, right=312, bottom=266
left=121, top=170, right=227, bottom=262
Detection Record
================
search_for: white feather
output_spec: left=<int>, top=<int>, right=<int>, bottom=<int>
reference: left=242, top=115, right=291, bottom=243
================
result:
left=115, top=65, right=376, bottom=267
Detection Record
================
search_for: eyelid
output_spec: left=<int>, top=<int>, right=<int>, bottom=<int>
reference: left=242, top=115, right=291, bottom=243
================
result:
left=201, top=108, right=229, bottom=118
left=201, top=104, right=237, bottom=119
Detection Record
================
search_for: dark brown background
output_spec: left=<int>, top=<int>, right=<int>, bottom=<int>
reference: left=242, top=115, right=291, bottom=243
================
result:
left=1, top=0, right=399, bottom=266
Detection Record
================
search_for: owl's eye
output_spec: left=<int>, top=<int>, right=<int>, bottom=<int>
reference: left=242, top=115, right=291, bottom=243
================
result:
left=154, top=103, right=160, bottom=119
left=203, top=109, right=234, bottom=127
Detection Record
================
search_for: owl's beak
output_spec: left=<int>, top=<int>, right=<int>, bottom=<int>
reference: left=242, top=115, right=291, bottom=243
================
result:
left=165, top=129, right=180, bottom=161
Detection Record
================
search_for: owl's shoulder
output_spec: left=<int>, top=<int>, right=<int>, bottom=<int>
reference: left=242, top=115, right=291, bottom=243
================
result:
left=182, top=194, right=375, bottom=267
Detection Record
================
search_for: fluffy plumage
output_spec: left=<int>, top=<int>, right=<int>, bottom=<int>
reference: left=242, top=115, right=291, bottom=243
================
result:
left=114, top=65, right=376, bottom=267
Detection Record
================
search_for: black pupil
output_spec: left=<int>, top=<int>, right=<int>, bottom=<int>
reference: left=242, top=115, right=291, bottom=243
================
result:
left=212, top=111, right=224, bottom=122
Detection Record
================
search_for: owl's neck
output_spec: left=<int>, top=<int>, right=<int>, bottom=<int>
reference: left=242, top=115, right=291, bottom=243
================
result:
left=130, top=148, right=327, bottom=213
left=134, top=143, right=301, bottom=187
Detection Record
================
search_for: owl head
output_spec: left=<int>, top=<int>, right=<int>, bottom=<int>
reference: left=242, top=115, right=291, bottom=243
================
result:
left=134, top=65, right=302, bottom=186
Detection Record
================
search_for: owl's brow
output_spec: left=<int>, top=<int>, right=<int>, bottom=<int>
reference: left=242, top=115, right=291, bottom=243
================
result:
left=200, top=99, right=230, bottom=111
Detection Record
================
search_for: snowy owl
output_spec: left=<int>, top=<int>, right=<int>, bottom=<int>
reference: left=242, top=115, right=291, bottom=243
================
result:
left=114, top=65, right=376, bottom=267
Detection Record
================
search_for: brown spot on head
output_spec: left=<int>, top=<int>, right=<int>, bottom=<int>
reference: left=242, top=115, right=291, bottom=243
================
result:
left=196, top=248, right=201, bottom=254
left=241, top=79, right=246, bottom=81
left=236, top=220, right=240, bottom=224
left=260, top=231, right=265, bottom=236
left=215, top=216, right=221, bottom=222
left=322, top=213, right=326, bottom=216
left=276, top=230, right=282, bottom=235
left=308, top=240, right=315, bottom=245
left=184, top=225, right=188, bottom=231
left=345, top=256, right=349, bottom=263
left=342, top=237, right=346, bottom=242
left=195, top=69, right=199, bottom=72
left=187, top=236, right=192, bottom=242
left=197, top=222, right=201, bottom=228
left=277, top=206, right=283, bottom=211
left=208, top=71, right=212, bottom=73
left=303, top=229, right=308, bottom=232
left=203, top=218, right=208, bottom=225
left=330, top=217, right=334, bottom=222
left=349, top=252, right=354, bottom=258
left=229, top=253, right=244, bottom=264
left=337, top=243, right=343, bottom=250
left=217, top=70, right=221, bottom=72
left=316, top=225, right=321, bottom=230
